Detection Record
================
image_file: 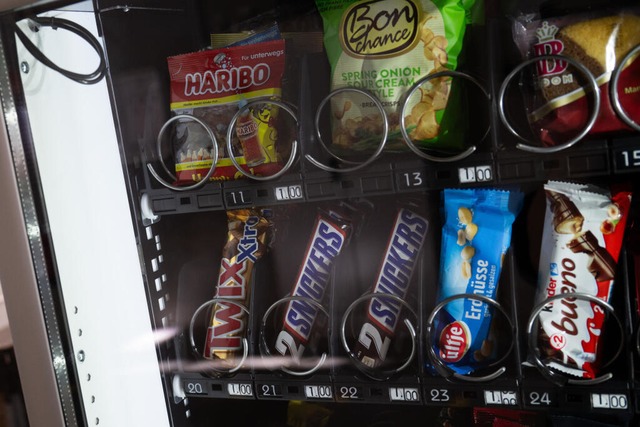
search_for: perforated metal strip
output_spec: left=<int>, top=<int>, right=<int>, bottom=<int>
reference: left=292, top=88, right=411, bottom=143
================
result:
left=0, top=25, right=79, bottom=427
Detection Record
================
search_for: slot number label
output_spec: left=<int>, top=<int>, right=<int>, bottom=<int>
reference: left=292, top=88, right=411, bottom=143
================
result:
left=336, top=386, right=362, bottom=401
left=226, top=190, right=251, bottom=207
left=484, top=390, right=517, bottom=406
left=399, top=171, right=425, bottom=189
left=275, top=185, right=303, bottom=201
left=304, top=385, right=333, bottom=400
left=591, top=393, right=628, bottom=410
left=389, top=387, right=420, bottom=402
left=526, top=391, right=553, bottom=407
left=227, top=383, right=253, bottom=397
left=184, top=381, right=207, bottom=395
left=258, top=384, right=282, bottom=398
left=427, top=388, right=450, bottom=403
left=616, top=149, right=640, bottom=170
left=459, top=165, right=493, bottom=184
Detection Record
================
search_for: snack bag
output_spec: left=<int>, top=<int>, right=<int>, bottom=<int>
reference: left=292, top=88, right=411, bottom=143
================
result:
left=204, top=209, right=272, bottom=370
left=316, top=0, right=476, bottom=152
left=167, top=39, right=286, bottom=184
left=534, top=181, right=632, bottom=378
left=433, top=188, right=523, bottom=375
left=513, top=10, right=640, bottom=146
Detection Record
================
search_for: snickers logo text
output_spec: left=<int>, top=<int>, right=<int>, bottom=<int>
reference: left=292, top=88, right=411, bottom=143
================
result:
left=282, top=217, right=347, bottom=344
left=367, top=209, right=428, bottom=335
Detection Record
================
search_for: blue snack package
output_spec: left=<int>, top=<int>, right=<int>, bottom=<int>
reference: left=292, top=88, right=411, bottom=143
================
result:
left=432, top=188, right=523, bottom=375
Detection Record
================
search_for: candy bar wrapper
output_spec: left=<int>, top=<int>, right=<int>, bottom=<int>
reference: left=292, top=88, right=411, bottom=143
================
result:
left=204, top=209, right=272, bottom=367
left=274, top=207, right=355, bottom=364
left=353, top=208, right=429, bottom=369
left=512, top=9, right=640, bottom=146
left=434, top=188, right=523, bottom=375
left=535, top=181, right=631, bottom=378
left=167, top=39, right=286, bottom=184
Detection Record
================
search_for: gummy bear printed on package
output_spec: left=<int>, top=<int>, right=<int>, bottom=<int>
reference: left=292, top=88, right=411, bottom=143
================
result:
left=316, top=0, right=476, bottom=153
left=167, top=39, right=286, bottom=184
left=513, top=10, right=640, bottom=146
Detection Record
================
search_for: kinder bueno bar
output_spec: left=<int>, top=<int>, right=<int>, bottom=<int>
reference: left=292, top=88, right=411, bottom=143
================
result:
left=167, top=39, right=286, bottom=184
left=204, top=209, right=271, bottom=368
left=433, top=188, right=523, bottom=375
left=275, top=212, right=351, bottom=363
left=353, top=208, right=429, bottom=369
left=535, top=181, right=631, bottom=378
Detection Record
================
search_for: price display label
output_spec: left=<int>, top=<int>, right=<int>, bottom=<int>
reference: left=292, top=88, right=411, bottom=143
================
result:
left=591, top=393, right=628, bottom=410
left=336, top=386, right=363, bottom=401
left=257, top=384, right=282, bottom=398
left=526, top=391, right=554, bottom=407
left=389, top=387, right=420, bottom=403
left=226, top=190, right=252, bottom=207
left=615, top=148, right=640, bottom=171
left=304, top=385, right=333, bottom=400
left=275, top=185, right=303, bottom=201
left=484, top=390, right=517, bottom=406
left=184, top=380, right=207, bottom=395
left=227, top=383, right=253, bottom=397
left=458, top=165, right=493, bottom=184
left=426, top=388, right=451, bottom=404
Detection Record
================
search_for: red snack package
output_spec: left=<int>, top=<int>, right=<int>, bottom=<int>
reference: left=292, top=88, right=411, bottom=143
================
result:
left=167, top=39, right=286, bottom=183
left=534, top=181, right=632, bottom=378
left=513, top=10, right=640, bottom=146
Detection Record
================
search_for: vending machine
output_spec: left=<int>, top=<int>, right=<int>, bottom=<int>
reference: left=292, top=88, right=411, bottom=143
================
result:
left=0, top=0, right=638, bottom=426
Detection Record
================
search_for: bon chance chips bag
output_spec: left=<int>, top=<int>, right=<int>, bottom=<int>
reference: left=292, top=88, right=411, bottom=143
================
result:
left=316, top=0, right=476, bottom=153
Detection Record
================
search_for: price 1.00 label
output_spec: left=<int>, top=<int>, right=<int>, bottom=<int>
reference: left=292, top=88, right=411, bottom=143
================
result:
left=227, top=383, right=253, bottom=397
left=304, top=385, right=333, bottom=400
left=459, top=165, right=493, bottom=184
left=484, top=390, right=517, bottom=406
left=591, top=393, right=628, bottom=410
left=275, top=185, right=303, bottom=201
left=389, top=387, right=420, bottom=403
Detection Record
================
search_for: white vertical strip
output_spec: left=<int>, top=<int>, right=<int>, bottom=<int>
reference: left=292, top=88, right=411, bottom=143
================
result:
left=16, top=6, right=170, bottom=427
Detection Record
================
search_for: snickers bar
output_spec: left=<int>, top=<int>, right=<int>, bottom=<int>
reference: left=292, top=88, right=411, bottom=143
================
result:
left=275, top=212, right=350, bottom=363
left=353, top=208, right=429, bottom=369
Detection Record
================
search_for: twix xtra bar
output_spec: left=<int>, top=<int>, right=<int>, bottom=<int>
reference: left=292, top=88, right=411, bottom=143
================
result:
left=353, top=208, right=429, bottom=369
left=204, top=209, right=271, bottom=368
left=535, top=181, right=631, bottom=378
